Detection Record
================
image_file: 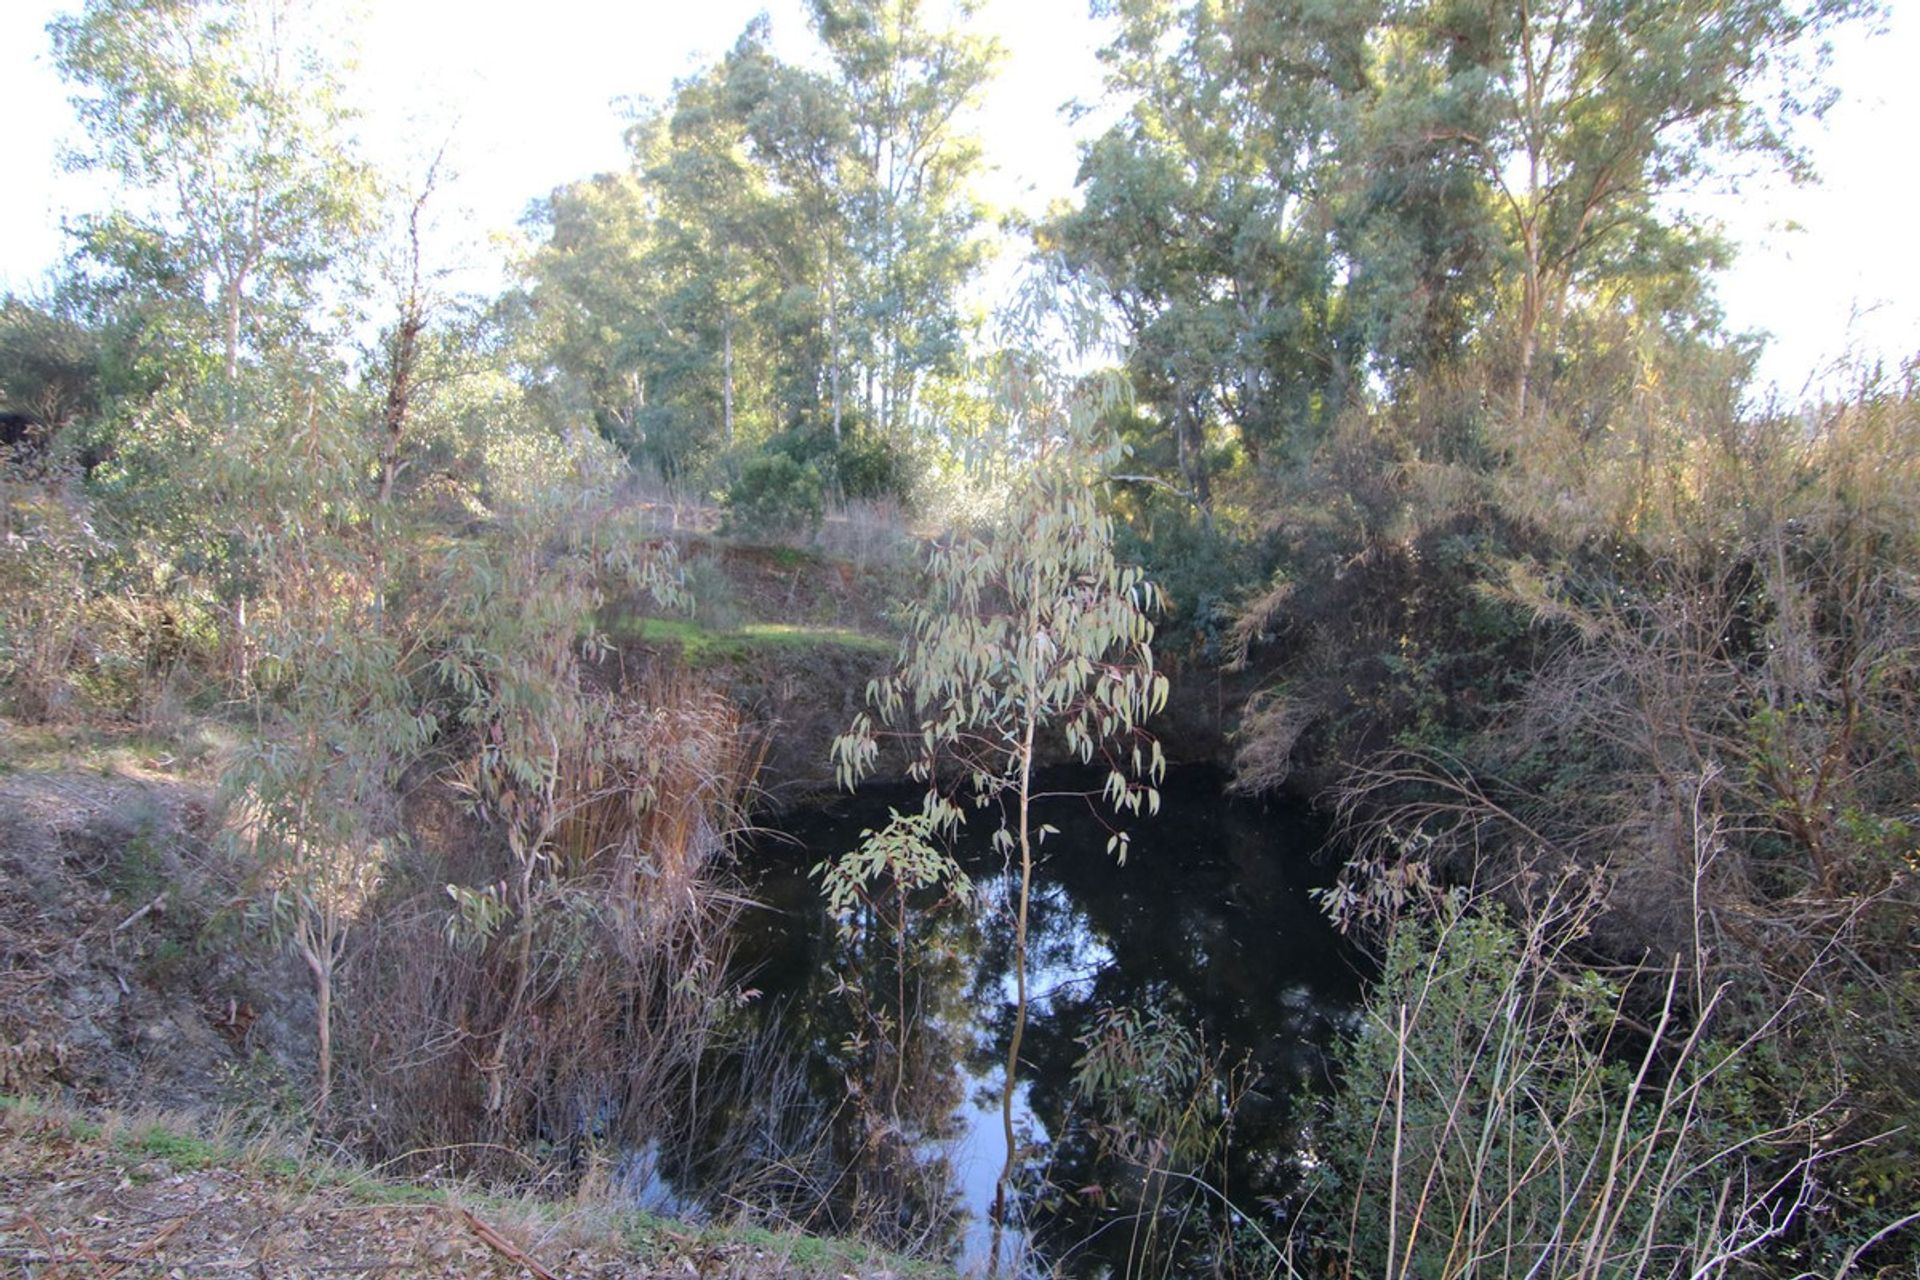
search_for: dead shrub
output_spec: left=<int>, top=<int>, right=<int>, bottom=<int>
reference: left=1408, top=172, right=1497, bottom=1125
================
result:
left=333, top=668, right=764, bottom=1191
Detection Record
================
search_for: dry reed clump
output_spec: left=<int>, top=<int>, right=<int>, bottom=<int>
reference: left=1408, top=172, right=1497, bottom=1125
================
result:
left=333, top=667, right=764, bottom=1190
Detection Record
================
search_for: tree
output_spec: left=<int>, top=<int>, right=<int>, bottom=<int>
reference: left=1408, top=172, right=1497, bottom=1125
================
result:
left=717, top=24, right=856, bottom=439
left=810, top=0, right=999, bottom=444
left=215, top=375, right=423, bottom=1114
left=1052, top=0, right=1371, bottom=507
left=50, top=0, right=374, bottom=389
left=518, top=3, right=994, bottom=485
left=831, top=281, right=1167, bottom=1270
left=519, top=172, right=665, bottom=461
left=523, top=35, right=818, bottom=478
left=1056, top=0, right=1863, bottom=510
left=1369, top=0, right=1864, bottom=422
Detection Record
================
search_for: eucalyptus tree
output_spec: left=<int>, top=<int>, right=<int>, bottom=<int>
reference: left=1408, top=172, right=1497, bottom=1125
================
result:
left=49, top=0, right=375, bottom=391
left=1062, top=0, right=1864, bottom=477
left=1368, top=0, right=1866, bottom=423
left=1052, top=0, right=1372, bottom=507
left=810, top=0, right=999, bottom=444
left=521, top=2, right=996, bottom=477
left=718, top=24, right=857, bottom=439
left=831, top=280, right=1167, bottom=1268
left=520, top=173, right=664, bottom=463
left=641, top=111, right=756, bottom=466
left=523, top=33, right=833, bottom=475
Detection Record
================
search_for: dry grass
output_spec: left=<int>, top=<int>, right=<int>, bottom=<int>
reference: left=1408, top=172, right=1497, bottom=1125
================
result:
left=333, top=667, right=766, bottom=1191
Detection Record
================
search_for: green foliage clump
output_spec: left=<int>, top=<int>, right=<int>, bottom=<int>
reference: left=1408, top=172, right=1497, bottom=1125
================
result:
left=723, top=449, right=825, bottom=537
left=1307, top=893, right=1833, bottom=1279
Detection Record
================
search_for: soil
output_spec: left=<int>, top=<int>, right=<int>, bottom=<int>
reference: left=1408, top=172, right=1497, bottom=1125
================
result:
left=0, top=765, right=307, bottom=1111
left=0, top=1106, right=915, bottom=1278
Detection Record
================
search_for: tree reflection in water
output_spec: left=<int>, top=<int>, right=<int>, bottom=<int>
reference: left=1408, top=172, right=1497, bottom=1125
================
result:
left=702, top=768, right=1365, bottom=1277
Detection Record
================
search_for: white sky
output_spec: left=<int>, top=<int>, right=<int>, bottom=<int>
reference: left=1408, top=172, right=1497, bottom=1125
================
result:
left=0, top=0, right=1914, bottom=401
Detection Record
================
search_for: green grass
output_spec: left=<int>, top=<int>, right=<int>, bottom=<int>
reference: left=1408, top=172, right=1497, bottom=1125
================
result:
left=129, top=1124, right=220, bottom=1170
left=608, top=614, right=893, bottom=662
left=737, top=622, right=894, bottom=654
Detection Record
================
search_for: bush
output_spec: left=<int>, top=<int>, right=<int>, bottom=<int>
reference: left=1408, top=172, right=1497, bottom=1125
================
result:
left=832, top=431, right=910, bottom=503
left=1304, top=888, right=1848, bottom=1278
left=722, top=450, right=824, bottom=537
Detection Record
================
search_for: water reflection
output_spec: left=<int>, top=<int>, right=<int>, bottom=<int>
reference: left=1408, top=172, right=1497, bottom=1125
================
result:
left=713, top=768, right=1364, bottom=1276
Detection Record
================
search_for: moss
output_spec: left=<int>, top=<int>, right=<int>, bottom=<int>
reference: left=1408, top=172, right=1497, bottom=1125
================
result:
left=608, top=615, right=894, bottom=663
left=737, top=622, right=894, bottom=655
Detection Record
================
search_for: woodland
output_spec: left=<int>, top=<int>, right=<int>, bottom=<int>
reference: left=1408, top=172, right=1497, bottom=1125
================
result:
left=1, top=0, right=1916, bottom=1276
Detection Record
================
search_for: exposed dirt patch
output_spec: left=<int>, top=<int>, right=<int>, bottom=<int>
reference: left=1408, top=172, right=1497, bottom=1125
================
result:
left=0, top=1107, right=923, bottom=1278
left=0, top=766, right=307, bottom=1111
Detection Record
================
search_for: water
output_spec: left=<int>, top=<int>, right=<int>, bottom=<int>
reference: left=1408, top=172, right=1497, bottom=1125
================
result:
left=678, top=767, right=1365, bottom=1276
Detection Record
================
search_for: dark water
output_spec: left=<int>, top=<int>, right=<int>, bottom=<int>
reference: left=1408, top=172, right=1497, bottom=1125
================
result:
left=668, top=768, right=1365, bottom=1276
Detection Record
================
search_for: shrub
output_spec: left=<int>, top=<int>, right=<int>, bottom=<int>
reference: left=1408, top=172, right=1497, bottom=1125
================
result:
left=723, top=450, right=824, bottom=538
left=1304, top=888, right=1846, bottom=1279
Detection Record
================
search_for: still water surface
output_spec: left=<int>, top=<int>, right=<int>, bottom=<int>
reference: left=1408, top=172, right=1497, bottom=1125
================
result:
left=667, top=769, right=1364, bottom=1276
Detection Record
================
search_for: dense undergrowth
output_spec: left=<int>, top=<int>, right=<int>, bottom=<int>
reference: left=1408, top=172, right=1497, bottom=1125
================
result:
left=6, top=0, right=1919, bottom=1273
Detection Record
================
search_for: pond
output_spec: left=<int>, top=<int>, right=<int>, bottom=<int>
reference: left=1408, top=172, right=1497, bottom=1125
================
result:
left=654, top=767, right=1366, bottom=1277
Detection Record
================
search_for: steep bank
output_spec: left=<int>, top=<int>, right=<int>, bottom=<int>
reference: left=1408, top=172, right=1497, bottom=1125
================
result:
left=0, top=758, right=307, bottom=1110
left=606, top=537, right=1250, bottom=810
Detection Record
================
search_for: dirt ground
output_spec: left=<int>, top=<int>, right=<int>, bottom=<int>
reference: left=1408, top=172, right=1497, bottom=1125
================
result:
left=0, top=1105, right=918, bottom=1278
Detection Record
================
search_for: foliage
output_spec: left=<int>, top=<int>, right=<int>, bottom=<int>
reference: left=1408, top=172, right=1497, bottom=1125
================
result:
left=50, top=0, right=376, bottom=387
left=1306, top=888, right=1844, bottom=1279
left=815, top=809, right=972, bottom=936
left=1065, top=1003, right=1274, bottom=1278
left=722, top=449, right=826, bottom=537
left=345, top=667, right=759, bottom=1178
left=518, top=1, right=995, bottom=490
left=0, top=294, right=108, bottom=429
left=1052, top=0, right=1366, bottom=504
left=0, top=448, right=105, bottom=717
left=829, top=281, right=1169, bottom=1264
left=1055, top=0, right=1864, bottom=517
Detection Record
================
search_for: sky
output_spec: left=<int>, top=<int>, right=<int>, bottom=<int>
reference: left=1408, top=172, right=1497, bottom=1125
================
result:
left=0, top=0, right=1914, bottom=401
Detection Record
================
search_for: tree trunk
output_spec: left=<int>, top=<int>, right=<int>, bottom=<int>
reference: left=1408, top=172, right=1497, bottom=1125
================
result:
left=379, top=307, right=421, bottom=505
left=826, top=258, right=844, bottom=444
left=302, top=939, right=333, bottom=1115
left=990, top=711, right=1039, bottom=1276
left=222, top=276, right=243, bottom=391
left=722, top=308, right=735, bottom=451
left=1515, top=226, right=1542, bottom=425
left=1175, top=396, right=1213, bottom=518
